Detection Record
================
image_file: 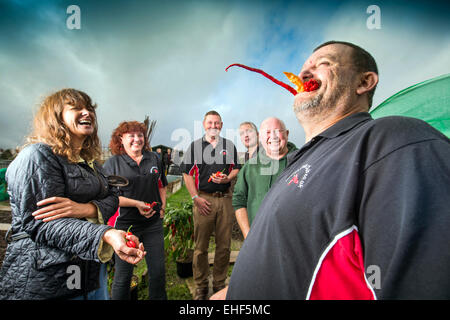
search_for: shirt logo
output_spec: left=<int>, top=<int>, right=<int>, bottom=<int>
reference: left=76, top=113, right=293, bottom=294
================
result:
left=150, top=166, right=159, bottom=174
left=220, top=149, right=227, bottom=156
left=286, top=164, right=311, bottom=189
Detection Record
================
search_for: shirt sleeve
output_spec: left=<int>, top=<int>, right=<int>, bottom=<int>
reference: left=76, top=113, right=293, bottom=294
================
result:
left=358, top=139, right=450, bottom=299
left=180, top=142, right=196, bottom=175
left=158, top=155, right=168, bottom=188
left=91, top=162, right=119, bottom=223
left=232, top=164, right=248, bottom=211
left=231, top=144, right=242, bottom=170
left=85, top=203, right=113, bottom=262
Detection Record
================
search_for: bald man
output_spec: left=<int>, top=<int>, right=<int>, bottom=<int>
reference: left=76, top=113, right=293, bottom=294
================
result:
left=232, top=117, right=297, bottom=238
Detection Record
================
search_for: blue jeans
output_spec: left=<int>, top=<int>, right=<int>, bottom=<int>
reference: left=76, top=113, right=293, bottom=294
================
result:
left=71, top=263, right=110, bottom=300
left=111, top=221, right=167, bottom=300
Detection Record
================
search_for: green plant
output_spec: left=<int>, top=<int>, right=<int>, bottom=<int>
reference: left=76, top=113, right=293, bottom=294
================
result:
left=163, top=201, right=194, bottom=263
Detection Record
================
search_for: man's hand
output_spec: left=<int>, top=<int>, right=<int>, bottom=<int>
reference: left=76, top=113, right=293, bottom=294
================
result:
left=194, top=196, right=211, bottom=216
left=103, top=229, right=146, bottom=265
left=33, top=197, right=97, bottom=222
left=211, top=173, right=230, bottom=184
left=210, top=286, right=228, bottom=300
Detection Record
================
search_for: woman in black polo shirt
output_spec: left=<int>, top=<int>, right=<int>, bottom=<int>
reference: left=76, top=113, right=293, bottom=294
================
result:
left=103, top=121, right=167, bottom=300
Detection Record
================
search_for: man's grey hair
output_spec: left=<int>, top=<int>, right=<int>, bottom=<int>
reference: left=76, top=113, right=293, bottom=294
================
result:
left=239, top=121, right=258, bottom=133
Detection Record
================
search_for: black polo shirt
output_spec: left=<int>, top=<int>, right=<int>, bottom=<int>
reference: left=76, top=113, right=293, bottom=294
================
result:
left=180, top=136, right=241, bottom=193
left=103, top=151, right=167, bottom=232
left=227, top=112, right=450, bottom=299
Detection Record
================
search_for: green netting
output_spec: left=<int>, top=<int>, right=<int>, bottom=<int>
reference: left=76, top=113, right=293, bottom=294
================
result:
left=0, top=168, right=8, bottom=201
left=370, top=73, right=450, bottom=137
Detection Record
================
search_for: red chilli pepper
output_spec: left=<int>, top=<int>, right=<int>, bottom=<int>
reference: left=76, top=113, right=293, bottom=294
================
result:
left=225, top=63, right=298, bottom=96
left=150, top=201, right=158, bottom=208
left=304, top=79, right=320, bottom=92
left=144, top=201, right=159, bottom=211
left=208, top=168, right=226, bottom=183
left=125, top=225, right=136, bottom=248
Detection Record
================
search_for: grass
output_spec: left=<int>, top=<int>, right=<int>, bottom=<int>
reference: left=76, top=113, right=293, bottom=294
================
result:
left=166, top=184, right=191, bottom=206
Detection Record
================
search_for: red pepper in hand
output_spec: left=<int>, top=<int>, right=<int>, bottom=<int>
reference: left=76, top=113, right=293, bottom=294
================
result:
left=150, top=201, right=158, bottom=208
left=208, top=169, right=226, bottom=183
left=144, top=201, right=159, bottom=211
left=125, top=225, right=136, bottom=248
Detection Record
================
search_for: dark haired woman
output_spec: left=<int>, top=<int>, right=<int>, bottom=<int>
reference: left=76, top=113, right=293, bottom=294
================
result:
left=0, top=89, right=145, bottom=300
left=103, top=121, right=167, bottom=300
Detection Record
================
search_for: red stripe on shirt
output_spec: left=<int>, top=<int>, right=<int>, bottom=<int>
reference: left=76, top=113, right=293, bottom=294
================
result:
left=307, top=227, right=376, bottom=300
left=188, top=163, right=200, bottom=190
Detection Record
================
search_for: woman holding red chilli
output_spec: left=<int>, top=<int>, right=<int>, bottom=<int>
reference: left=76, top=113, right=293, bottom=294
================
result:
left=0, top=89, right=145, bottom=300
left=103, top=121, right=167, bottom=300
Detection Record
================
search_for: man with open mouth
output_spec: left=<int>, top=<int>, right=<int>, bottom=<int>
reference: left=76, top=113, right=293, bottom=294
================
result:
left=213, top=41, right=450, bottom=300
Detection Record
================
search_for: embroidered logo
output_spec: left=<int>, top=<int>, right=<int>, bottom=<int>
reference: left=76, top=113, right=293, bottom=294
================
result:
left=150, top=166, right=159, bottom=174
left=288, top=174, right=299, bottom=185
left=286, top=164, right=311, bottom=189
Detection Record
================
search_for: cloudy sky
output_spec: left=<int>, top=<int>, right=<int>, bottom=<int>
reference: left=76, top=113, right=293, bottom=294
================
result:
left=1, top=0, right=449, bottom=152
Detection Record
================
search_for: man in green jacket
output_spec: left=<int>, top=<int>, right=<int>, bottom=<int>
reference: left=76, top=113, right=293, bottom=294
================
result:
left=232, top=117, right=297, bottom=238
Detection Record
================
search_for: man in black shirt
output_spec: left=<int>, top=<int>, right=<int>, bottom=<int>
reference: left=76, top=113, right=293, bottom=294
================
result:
left=211, top=41, right=450, bottom=300
left=181, top=110, right=241, bottom=300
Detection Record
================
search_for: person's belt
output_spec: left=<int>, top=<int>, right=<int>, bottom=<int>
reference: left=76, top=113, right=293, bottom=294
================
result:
left=198, top=190, right=229, bottom=198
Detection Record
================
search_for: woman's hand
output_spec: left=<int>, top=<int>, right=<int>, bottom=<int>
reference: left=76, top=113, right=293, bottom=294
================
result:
left=102, top=229, right=146, bottom=265
left=211, top=173, right=230, bottom=184
left=136, top=200, right=157, bottom=219
left=32, top=197, right=97, bottom=222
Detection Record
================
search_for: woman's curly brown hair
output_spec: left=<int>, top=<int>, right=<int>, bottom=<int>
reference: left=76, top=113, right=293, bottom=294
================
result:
left=109, top=121, right=151, bottom=155
left=26, top=88, right=102, bottom=163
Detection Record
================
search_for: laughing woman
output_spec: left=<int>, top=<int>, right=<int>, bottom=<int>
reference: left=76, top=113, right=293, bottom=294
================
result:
left=103, top=121, right=168, bottom=300
left=0, top=89, right=145, bottom=300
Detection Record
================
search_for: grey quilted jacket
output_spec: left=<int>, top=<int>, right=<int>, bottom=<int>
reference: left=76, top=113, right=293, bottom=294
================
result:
left=0, top=143, right=118, bottom=299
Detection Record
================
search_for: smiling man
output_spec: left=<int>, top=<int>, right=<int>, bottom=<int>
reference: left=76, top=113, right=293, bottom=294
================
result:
left=218, top=41, right=450, bottom=300
left=181, top=110, right=241, bottom=300
left=233, top=117, right=296, bottom=239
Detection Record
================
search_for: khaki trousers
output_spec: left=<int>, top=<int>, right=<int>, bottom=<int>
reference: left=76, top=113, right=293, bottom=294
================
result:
left=193, top=191, right=234, bottom=289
